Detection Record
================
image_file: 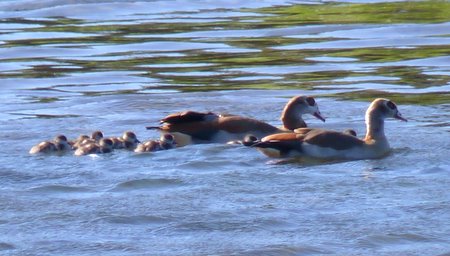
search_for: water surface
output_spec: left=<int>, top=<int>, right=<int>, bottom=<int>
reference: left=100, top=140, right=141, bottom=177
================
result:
left=0, top=0, right=449, bottom=255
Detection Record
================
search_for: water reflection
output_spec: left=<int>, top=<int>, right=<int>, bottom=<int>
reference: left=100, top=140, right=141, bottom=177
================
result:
left=0, top=1, right=448, bottom=103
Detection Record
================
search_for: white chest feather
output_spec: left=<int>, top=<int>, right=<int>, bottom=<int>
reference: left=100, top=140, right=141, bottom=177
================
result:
left=302, top=142, right=390, bottom=160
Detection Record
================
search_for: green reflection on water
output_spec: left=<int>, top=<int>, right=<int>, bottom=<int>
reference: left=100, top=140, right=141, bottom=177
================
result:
left=328, top=90, right=450, bottom=105
left=0, top=1, right=449, bottom=105
left=259, top=1, right=450, bottom=25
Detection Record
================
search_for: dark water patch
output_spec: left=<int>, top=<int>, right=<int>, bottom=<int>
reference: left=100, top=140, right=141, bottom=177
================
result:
left=57, top=83, right=144, bottom=94
left=174, top=219, right=257, bottom=233
left=94, top=214, right=170, bottom=225
left=0, top=169, right=36, bottom=184
left=241, top=245, right=331, bottom=256
left=419, top=166, right=450, bottom=175
left=39, top=212, right=78, bottom=222
left=263, top=155, right=370, bottom=167
left=29, top=239, right=138, bottom=255
left=27, top=96, right=62, bottom=103
left=358, top=232, right=438, bottom=249
left=0, top=242, right=15, bottom=251
left=28, top=184, right=92, bottom=194
left=110, top=178, right=183, bottom=192
left=9, top=113, right=80, bottom=119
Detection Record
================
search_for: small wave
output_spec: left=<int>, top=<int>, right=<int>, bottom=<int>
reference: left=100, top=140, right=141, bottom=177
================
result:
left=265, top=157, right=350, bottom=167
left=29, top=184, right=91, bottom=193
left=241, top=245, right=331, bottom=256
left=358, top=232, right=435, bottom=248
left=10, top=113, right=80, bottom=119
left=94, top=214, right=170, bottom=225
left=110, top=178, right=183, bottom=191
left=420, top=165, right=450, bottom=175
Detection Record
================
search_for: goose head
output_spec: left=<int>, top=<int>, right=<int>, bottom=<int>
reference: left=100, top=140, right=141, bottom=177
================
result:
left=122, top=131, right=140, bottom=144
left=160, top=133, right=177, bottom=149
left=53, top=135, right=71, bottom=151
left=367, top=98, right=407, bottom=122
left=281, top=96, right=325, bottom=130
left=91, top=130, right=104, bottom=141
left=99, top=138, right=114, bottom=152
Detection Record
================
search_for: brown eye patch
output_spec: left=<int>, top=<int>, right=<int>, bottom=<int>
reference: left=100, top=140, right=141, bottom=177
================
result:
left=387, top=101, right=396, bottom=110
left=306, top=97, right=316, bottom=106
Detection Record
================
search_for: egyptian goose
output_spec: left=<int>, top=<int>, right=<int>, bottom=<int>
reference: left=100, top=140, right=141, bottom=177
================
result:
left=71, top=131, right=104, bottom=150
left=252, top=98, right=406, bottom=159
left=109, top=131, right=140, bottom=150
left=146, top=95, right=325, bottom=146
left=70, top=134, right=89, bottom=149
left=74, top=138, right=114, bottom=156
left=134, top=134, right=177, bottom=153
left=29, top=135, right=71, bottom=154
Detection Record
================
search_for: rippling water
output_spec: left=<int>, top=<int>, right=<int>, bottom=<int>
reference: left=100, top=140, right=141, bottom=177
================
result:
left=1, top=0, right=449, bottom=255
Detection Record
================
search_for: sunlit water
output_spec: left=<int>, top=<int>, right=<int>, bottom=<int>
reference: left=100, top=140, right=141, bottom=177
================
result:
left=0, top=0, right=449, bottom=255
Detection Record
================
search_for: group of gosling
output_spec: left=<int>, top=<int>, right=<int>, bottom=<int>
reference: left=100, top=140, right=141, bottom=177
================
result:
left=29, top=131, right=176, bottom=156
left=30, top=95, right=407, bottom=160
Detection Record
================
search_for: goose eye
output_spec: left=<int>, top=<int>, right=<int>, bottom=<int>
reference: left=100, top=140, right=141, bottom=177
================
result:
left=305, top=97, right=316, bottom=106
left=386, top=101, right=396, bottom=110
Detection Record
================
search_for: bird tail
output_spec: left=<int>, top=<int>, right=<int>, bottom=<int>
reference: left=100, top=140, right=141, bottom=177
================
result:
left=146, top=126, right=162, bottom=130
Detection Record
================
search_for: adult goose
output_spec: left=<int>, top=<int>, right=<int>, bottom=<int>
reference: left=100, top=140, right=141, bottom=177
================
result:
left=146, top=95, right=325, bottom=146
left=252, top=98, right=406, bottom=160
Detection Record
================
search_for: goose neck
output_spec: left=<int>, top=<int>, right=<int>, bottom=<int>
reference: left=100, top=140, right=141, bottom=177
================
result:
left=281, top=108, right=306, bottom=130
left=364, top=111, right=386, bottom=142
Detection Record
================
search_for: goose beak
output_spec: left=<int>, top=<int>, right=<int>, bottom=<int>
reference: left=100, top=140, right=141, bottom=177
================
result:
left=313, top=112, right=326, bottom=122
left=394, top=112, right=407, bottom=122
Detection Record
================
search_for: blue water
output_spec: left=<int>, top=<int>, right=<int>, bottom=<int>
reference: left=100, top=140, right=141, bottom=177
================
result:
left=0, top=0, right=449, bottom=255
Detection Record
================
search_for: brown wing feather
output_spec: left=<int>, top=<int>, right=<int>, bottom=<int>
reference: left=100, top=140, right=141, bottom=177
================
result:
left=218, top=116, right=279, bottom=134
left=253, top=132, right=304, bottom=157
left=159, top=112, right=282, bottom=141
left=303, top=130, right=364, bottom=150
left=161, top=121, right=219, bottom=140
left=261, top=132, right=304, bottom=142
left=161, top=111, right=218, bottom=124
